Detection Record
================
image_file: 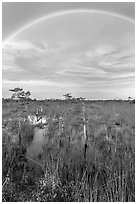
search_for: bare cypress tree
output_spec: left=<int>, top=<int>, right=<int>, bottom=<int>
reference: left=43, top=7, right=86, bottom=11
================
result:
left=82, top=102, right=88, bottom=160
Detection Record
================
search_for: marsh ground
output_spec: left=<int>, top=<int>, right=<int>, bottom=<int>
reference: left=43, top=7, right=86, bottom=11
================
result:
left=2, top=99, right=135, bottom=202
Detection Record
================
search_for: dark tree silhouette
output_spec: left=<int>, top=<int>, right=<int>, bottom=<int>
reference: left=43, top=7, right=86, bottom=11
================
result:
left=9, top=88, right=31, bottom=100
left=63, top=93, right=73, bottom=100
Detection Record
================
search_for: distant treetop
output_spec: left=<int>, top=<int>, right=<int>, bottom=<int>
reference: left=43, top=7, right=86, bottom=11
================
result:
left=9, top=87, right=31, bottom=100
left=9, top=87, right=23, bottom=92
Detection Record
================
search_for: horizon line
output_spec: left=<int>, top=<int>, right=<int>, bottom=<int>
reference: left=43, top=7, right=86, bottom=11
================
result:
left=2, top=97, right=135, bottom=101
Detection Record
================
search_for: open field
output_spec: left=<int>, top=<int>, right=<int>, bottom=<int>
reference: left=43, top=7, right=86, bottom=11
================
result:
left=2, top=99, right=135, bottom=202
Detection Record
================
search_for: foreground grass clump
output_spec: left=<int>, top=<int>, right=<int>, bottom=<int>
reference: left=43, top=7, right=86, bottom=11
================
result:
left=2, top=120, right=34, bottom=181
left=2, top=100, right=135, bottom=202
left=3, top=133, right=135, bottom=202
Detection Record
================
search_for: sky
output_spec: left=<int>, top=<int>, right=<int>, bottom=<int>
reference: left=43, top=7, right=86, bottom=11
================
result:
left=2, top=2, right=135, bottom=99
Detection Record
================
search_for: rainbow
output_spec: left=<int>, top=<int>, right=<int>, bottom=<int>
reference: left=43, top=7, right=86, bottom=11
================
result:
left=3, top=9, right=134, bottom=45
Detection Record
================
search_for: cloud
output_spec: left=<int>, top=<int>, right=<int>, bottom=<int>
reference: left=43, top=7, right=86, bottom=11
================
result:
left=76, top=38, right=134, bottom=81
left=2, top=12, right=135, bottom=99
left=3, top=39, right=63, bottom=81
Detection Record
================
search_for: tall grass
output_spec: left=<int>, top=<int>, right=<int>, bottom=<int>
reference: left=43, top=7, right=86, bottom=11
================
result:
left=2, top=100, right=135, bottom=201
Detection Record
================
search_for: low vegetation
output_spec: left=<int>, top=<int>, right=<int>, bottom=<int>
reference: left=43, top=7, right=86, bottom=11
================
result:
left=2, top=99, right=135, bottom=201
